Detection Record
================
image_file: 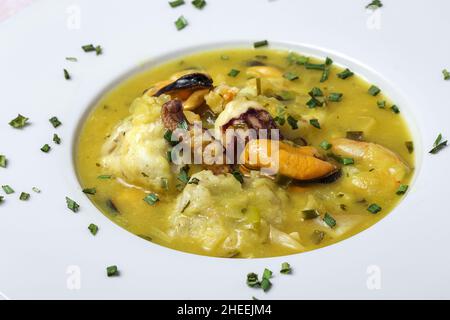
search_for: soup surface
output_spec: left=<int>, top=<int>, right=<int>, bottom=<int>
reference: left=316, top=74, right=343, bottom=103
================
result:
left=76, top=48, right=414, bottom=258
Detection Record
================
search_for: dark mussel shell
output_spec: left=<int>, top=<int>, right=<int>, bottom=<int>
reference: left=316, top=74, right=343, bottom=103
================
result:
left=154, top=73, right=213, bottom=97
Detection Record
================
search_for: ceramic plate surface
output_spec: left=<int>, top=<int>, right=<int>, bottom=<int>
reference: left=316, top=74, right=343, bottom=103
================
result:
left=0, top=0, right=449, bottom=299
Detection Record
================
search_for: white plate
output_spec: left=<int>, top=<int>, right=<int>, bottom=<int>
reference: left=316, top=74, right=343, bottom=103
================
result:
left=0, top=0, right=449, bottom=300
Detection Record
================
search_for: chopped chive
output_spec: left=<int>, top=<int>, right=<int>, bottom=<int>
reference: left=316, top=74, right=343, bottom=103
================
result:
left=32, top=187, right=41, bottom=193
left=247, top=273, right=260, bottom=288
left=82, top=44, right=96, bottom=52
left=283, top=71, right=299, bottom=81
left=323, top=213, right=336, bottom=228
left=228, top=69, right=240, bottom=77
left=253, top=40, right=269, bottom=48
left=340, top=204, right=347, bottom=211
left=106, top=199, right=119, bottom=214
left=143, top=193, right=159, bottom=205
left=53, top=134, right=61, bottom=144
left=177, top=119, right=189, bottom=130
left=328, top=93, right=343, bottom=102
left=306, top=97, right=323, bottom=108
left=0, top=155, right=7, bottom=168
left=169, top=0, right=185, bottom=8
left=276, top=91, right=295, bottom=101
left=280, top=262, right=292, bottom=274
left=274, top=116, right=285, bottom=126
left=320, top=68, right=330, bottom=82
left=341, top=157, right=354, bottom=165
left=97, top=175, right=112, bottom=179
left=309, top=87, right=323, bottom=97
left=367, top=203, right=382, bottom=214
left=302, top=209, right=320, bottom=220
left=0, top=196, right=3, bottom=203
left=88, top=223, right=99, bottom=236
left=40, top=144, right=51, bottom=153
left=305, top=62, right=325, bottom=71
left=337, top=68, right=354, bottom=79
left=287, top=52, right=309, bottom=65
left=261, top=268, right=273, bottom=292
left=188, top=177, right=200, bottom=185
left=390, top=105, right=400, bottom=114
left=405, top=141, right=414, bottom=153
left=82, top=188, right=96, bottom=195
left=9, top=114, right=29, bottom=129
left=66, top=197, right=80, bottom=212
left=396, top=184, right=409, bottom=195
left=175, top=16, right=188, bottom=30
left=319, top=140, right=332, bottom=150
left=368, top=85, right=381, bottom=96
left=256, top=78, right=262, bottom=95
left=191, top=0, right=206, bottom=9
left=366, top=0, right=383, bottom=10
left=346, top=131, right=364, bottom=141
left=377, top=100, right=386, bottom=108
left=309, top=119, right=321, bottom=129
left=178, top=166, right=190, bottom=185
left=443, top=69, right=450, bottom=80
left=65, top=57, right=78, bottom=62
left=429, top=133, right=448, bottom=154
left=19, top=192, right=30, bottom=201
left=49, top=116, right=62, bottom=128
left=94, top=45, right=102, bottom=55
left=64, top=69, right=71, bottom=80
left=232, top=170, right=244, bottom=184
left=287, top=115, right=299, bottom=130
left=106, top=265, right=119, bottom=277
left=311, top=230, right=325, bottom=244
left=2, top=185, right=14, bottom=194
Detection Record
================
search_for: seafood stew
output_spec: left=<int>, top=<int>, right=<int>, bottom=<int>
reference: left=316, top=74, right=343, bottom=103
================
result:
left=76, top=48, right=414, bottom=258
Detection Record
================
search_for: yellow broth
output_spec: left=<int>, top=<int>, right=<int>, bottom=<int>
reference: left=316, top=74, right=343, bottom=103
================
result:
left=76, top=48, right=414, bottom=258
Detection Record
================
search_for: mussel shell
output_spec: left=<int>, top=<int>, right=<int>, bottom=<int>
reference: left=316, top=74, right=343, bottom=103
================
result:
left=154, top=73, right=213, bottom=97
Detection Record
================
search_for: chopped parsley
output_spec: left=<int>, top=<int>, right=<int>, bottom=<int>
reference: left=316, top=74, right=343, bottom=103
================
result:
left=82, top=188, right=97, bottom=195
left=253, top=40, right=269, bottom=48
left=66, top=197, right=80, bottom=212
left=2, top=185, right=14, bottom=194
left=0, top=155, right=6, bottom=168
left=337, top=68, right=354, bottom=79
left=367, top=203, right=382, bottom=214
left=88, top=223, right=99, bottom=236
left=169, top=0, right=185, bottom=7
left=368, top=85, right=381, bottom=96
left=175, top=16, right=188, bottom=30
left=106, top=265, right=119, bottom=277
left=49, top=116, right=62, bottom=128
left=228, top=69, right=240, bottom=77
left=283, top=71, right=299, bottom=81
left=9, top=114, right=29, bottom=129
left=192, top=0, right=207, bottom=9
left=19, top=192, right=30, bottom=201
left=396, top=184, right=409, bottom=195
left=280, top=262, right=292, bottom=274
left=143, top=193, right=159, bottom=205
left=53, top=134, right=61, bottom=144
left=287, top=115, right=299, bottom=130
left=429, top=133, right=448, bottom=154
left=309, top=119, right=321, bottom=129
left=323, top=213, right=336, bottom=228
left=40, top=144, right=51, bottom=153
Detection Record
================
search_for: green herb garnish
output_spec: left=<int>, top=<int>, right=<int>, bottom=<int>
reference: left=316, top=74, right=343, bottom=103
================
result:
left=366, top=0, right=383, bottom=10
left=143, top=193, right=159, bottom=205
left=0, top=155, right=7, bottom=168
left=49, top=116, right=62, bottom=128
left=396, top=184, right=409, bottom=195
left=88, top=223, right=99, bottom=236
left=65, top=57, right=77, bottom=62
left=40, top=144, right=51, bottom=153
left=302, top=209, right=320, bottom=220
left=228, top=69, right=240, bottom=77
left=82, top=44, right=96, bottom=52
left=178, top=166, right=190, bottom=184
left=337, top=68, right=354, bottom=79
left=169, top=0, right=185, bottom=7
left=367, top=203, right=382, bottom=214
left=280, top=262, right=292, bottom=274
left=283, top=71, right=299, bottom=81
left=311, top=230, right=325, bottom=244
left=19, top=192, right=30, bottom=201
left=175, top=16, right=188, bottom=30
left=192, top=0, right=206, bottom=9
left=106, top=199, right=119, bottom=214
left=377, top=100, right=386, bottom=108
left=309, top=119, right=321, bottom=129
left=232, top=170, right=244, bottom=184
left=429, top=133, right=448, bottom=154
left=97, top=175, right=112, bottom=179
left=2, top=185, right=14, bottom=194
left=368, top=85, right=381, bottom=96
left=53, top=134, right=61, bottom=144
left=188, top=177, right=200, bottom=185
left=328, top=93, right=343, bottom=102
left=309, top=87, right=323, bottom=97
left=287, top=115, right=299, bottom=129
left=305, top=62, right=325, bottom=71
left=390, top=105, right=400, bottom=114
left=106, top=265, right=119, bottom=277
left=253, top=40, right=269, bottom=48
left=319, top=140, right=332, bottom=150
left=287, top=52, right=308, bottom=65
left=306, top=97, right=323, bottom=108
left=323, top=213, right=336, bottom=228
left=0, top=196, right=3, bottom=204
left=66, top=197, right=80, bottom=212
left=260, top=268, right=273, bottom=292
left=443, top=69, right=450, bottom=80
left=64, top=69, right=71, bottom=80
left=9, top=114, right=29, bottom=129
left=32, top=187, right=41, bottom=193
left=82, top=188, right=96, bottom=195
left=405, top=141, right=414, bottom=153
left=247, top=273, right=260, bottom=287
